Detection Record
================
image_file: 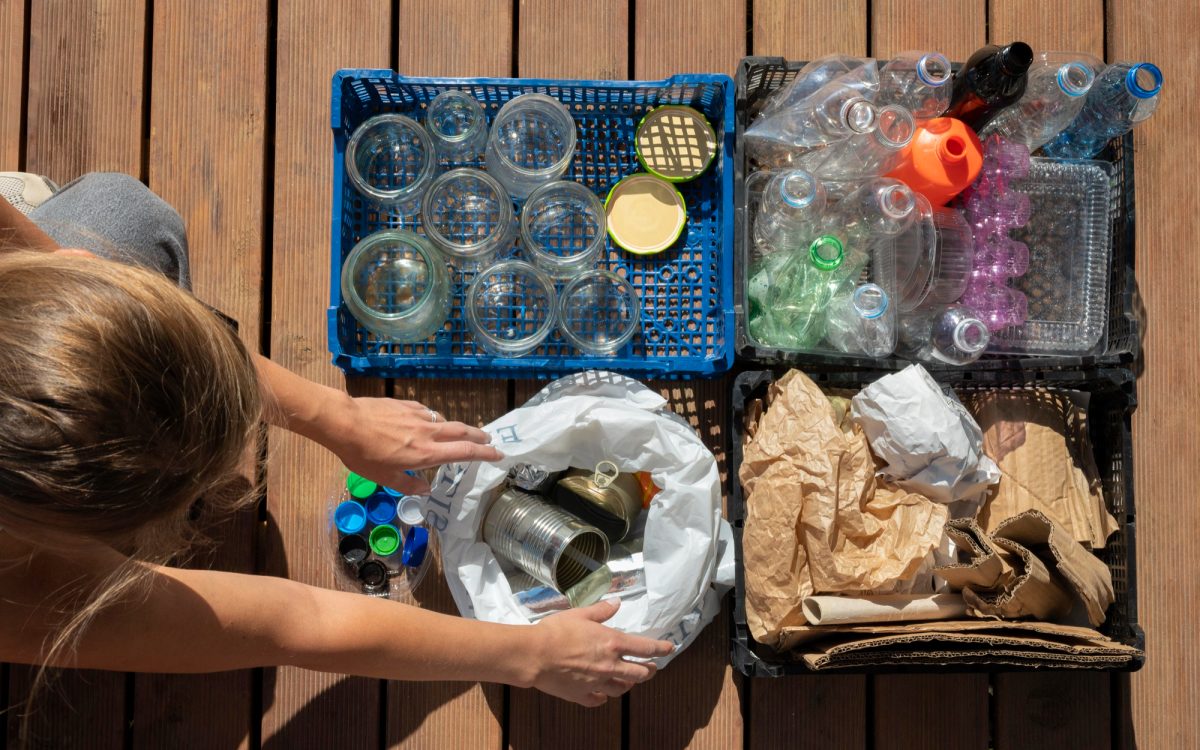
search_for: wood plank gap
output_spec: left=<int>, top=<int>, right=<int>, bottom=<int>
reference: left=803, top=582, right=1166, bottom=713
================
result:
left=17, top=0, right=30, bottom=170
left=259, top=0, right=280, bottom=361
left=139, top=0, right=154, bottom=183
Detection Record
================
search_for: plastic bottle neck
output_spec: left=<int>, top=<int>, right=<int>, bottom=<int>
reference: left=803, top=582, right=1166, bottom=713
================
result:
left=953, top=318, right=990, bottom=353
left=780, top=172, right=818, bottom=208
left=852, top=284, right=889, bottom=319
left=809, top=235, right=844, bottom=270
left=996, top=42, right=1033, bottom=77
left=1125, top=62, right=1163, bottom=99
left=841, top=98, right=878, bottom=134
left=938, top=134, right=969, bottom=164
left=917, top=53, right=952, bottom=87
left=1057, top=61, right=1095, bottom=97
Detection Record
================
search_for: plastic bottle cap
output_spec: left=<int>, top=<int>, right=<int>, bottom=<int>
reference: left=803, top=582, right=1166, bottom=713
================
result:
left=809, top=236, right=844, bottom=270
left=334, top=500, right=368, bottom=534
left=358, top=560, right=389, bottom=590
left=402, top=526, right=429, bottom=568
left=346, top=472, right=377, bottom=499
left=842, top=98, right=877, bottom=134
left=369, top=524, right=401, bottom=556
left=1126, top=63, right=1163, bottom=99
left=1057, top=62, right=1095, bottom=97
left=605, top=174, right=687, bottom=255
left=955, top=318, right=990, bottom=353
left=852, top=284, right=889, bottom=319
left=382, top=486, right=404, bottom=498
left=365, top=493, right=398, bottom=525
left=780, top=172, right=818, bottom=208
left=397, top=495, right=426, bottom=526
left=917, top=53, right=952, bottom=87
left=338, top=534, right=369, bottom=566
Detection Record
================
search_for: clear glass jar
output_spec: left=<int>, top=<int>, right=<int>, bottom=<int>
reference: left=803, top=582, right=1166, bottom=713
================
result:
left=520, top=180, right=606, bottom=279
left=465, top=260, right=557, bottom=356
left=485, top=93, right=577, bottom=199
left=340, top=230, right=450, bottom=343
left=558, top=269, right=641, bottom=355
left=344, top=114, right=436, bottom=212
left=426, top=90, right=489, bottom=160
left=421, top=168, right=517, bottom=269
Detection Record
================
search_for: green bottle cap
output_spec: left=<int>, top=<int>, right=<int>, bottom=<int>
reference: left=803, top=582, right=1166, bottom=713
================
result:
left=346, top=471, right=377, bottom=499
left=369, top=524, right=401, bottom=556
left=809, top=235, right=844, bottom=271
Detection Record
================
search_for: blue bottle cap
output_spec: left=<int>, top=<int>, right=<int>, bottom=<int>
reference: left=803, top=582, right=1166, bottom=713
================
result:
left=402, top=526, right=429, bottom=568
left=382, top=486, right=404, bottom=498
left=334, top=500, right=367, bottom=534
left=365, top=493, right=398, bottom=525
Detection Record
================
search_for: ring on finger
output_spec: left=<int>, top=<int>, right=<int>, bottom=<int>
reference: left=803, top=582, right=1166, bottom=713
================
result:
left=427, top=408, right=440, bottom=423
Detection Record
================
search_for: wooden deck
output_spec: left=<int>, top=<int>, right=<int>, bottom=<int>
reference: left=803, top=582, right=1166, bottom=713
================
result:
left=1, top=0, right=1195, bottom=747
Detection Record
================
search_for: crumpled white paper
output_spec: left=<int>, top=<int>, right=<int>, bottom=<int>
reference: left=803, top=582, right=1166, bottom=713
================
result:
left=426, top=370, right=734, bottom=664
left=850, top=365, right=1000, bottom=513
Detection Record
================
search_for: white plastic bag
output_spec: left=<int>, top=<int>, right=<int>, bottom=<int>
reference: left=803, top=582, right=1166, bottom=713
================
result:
left=426, top=371, right=734, bottom=662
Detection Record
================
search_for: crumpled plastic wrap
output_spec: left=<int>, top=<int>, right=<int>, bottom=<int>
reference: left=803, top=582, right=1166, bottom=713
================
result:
left=739, top=369, right=949, bottom=647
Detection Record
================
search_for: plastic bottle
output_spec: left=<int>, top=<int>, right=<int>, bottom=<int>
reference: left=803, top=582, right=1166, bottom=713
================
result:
left=753, top=169, right=827, bottom=254
left=945, top=42, right=1035, bottom=131
left=745, top=78, right=880, bottom=167
left=981, top=57, right=1097, bottom=151
left=1042, top=62, right=1163, bottom=159
left=793, top=104, right=916, bottom=180
left=824, top=282, right=896, bottom=357
left=759, top=55, right=874, bottom=118
left=747, top=235, right=845, bottom=349
left=886, top=117, right=984, bottom=206
left=879, top=51, right=953, bottom=120
left=898, top=303, right=991, bottom=365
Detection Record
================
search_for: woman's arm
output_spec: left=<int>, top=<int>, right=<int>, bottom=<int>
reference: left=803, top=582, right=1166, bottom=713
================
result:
left=0, top=545, right=672, bottom=706
left=253, top=355, right=503, bottom=494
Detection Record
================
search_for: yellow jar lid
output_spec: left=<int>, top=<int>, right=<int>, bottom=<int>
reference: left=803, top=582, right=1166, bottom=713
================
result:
left=604, top=174, right=687, bottom=256
left=635, top=105, right=717, bottom=182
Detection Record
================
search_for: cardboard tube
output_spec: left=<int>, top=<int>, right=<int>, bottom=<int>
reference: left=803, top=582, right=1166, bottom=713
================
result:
left=801, top=594, right=967, bottom=626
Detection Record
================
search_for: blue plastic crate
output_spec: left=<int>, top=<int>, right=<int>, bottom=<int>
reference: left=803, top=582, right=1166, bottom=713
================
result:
left=328, top=69, right=736, bottom=379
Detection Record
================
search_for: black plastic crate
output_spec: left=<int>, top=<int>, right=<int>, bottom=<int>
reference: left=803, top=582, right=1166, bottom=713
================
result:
left=729, top=367, right=1144, bottom=676
left=733, top=56, right=1140, bottom=372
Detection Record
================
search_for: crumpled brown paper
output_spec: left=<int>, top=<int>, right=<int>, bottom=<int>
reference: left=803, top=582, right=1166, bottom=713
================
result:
left=934, top=512, right=1115, bottom=627
left=740, top=370, right=949, bottom=647
left=969, top=390, right=1117, bottom=549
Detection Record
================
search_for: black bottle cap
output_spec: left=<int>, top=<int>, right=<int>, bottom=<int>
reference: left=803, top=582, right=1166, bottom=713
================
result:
left=998, top=42, right=1033, bottom=76
left=358, top=560, right=389, bottom=592
left=338, top=533, right=369, bottom=567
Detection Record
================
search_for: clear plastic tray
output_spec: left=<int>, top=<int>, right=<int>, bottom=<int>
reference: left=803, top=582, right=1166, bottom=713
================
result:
left=989, top=158, right=1112, bottom=355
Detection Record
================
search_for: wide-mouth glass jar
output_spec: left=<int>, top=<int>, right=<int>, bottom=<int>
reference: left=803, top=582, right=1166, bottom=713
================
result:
left=344, top=114, right=437, bottom=211
left=340, top=230, right=450, bottom=343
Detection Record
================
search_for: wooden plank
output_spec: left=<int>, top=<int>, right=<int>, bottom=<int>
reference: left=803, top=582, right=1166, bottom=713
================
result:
left=749, top=675, right=866, bottom=749
left=24, top=0, right=144, bottom=179
left=873, top=675, right=989, bottom=750
left=397, top=0, right=512, bottom=77
left=4, top=2, right=145, bottom=745
left=258, top=0, right=391, bottom=746
left=135, top=1, right=270, bottom=746
left=387, top=380, right=508, bottom=750
left=633, top=0, right=746, bottom=78
left=744, top=5, right=870, bottom=747
left=518, top=0, right=627, bottom=79
left=0, top=0, right=24, bottom=168
left=980, top=5, right=1113, bottom=746
left=871, top=0, right=986, bottom=60
left=753, top=0, right=867, bottom=60
left=993, top=672, right=1110, bottom=749
left=1110, top=0, right=1200, bottom=747
left=5, top=669, right=125, bottom=749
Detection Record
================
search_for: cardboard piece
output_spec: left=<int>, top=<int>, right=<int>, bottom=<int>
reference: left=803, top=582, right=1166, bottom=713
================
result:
left=969, top=390, right=1118, bottom=549
left=801, top=594, right=967, bottom=625
left=739, top=370, right=949, bottom=647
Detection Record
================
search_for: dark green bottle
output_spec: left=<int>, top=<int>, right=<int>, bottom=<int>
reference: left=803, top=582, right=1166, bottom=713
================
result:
left=946, top=42, right=1034, bottom=131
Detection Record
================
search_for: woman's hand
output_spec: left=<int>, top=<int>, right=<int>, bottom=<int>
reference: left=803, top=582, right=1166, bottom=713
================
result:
left=526, top=599, right=675, bottom=706
left=327, top=396, right=503, bottom=494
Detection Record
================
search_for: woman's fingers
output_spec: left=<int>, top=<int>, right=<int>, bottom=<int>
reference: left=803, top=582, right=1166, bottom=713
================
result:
left=580, top=692, right=608, bottom=707
left=385, top=472, right=431, bottom=495
left=430, top=421, right=494, bottom=445
left=426, top=441, right=504, bottom=466
left=612, top=659, right=657, bottom=684
left=614, top=632, right=676, bottom=660
left=599, top=679, right=635, bottom=697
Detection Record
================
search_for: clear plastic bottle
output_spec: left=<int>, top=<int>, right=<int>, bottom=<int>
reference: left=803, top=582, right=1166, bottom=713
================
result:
left=981, top=56, right=1097, bottom=151
left=746, top=78, right=880, bottom=166
left=879, top=51, right=953, bottom=120
left=759, top=55, right=873, bottom=118
left=946, top=42, right=1035, bottom=131
left=824, top=282, right=896, bottom=357
left=753, top=169, right=827, bottom=254
left=898, top=303, right=991, bottom=365
left=835, top=177, right=918, bottom=242
left=747, top=235, right=845, bottom=349
left=1041, top=62, right=1163, bottom=159
left=793, top=104, right=916, bottom=180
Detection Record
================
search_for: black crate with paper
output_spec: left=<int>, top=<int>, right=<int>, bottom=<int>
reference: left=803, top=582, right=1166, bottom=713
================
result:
left=734, top=53, right=1149, bottom=372
left=729, top=367, right=1143, bottom=675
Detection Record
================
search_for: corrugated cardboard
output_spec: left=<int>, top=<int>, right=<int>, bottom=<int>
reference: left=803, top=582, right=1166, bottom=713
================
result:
left=970, top=390, right=1118, bottom=549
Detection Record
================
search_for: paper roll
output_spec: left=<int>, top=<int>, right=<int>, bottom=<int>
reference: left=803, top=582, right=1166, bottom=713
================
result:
left=801, top=594, right=967, bottom=626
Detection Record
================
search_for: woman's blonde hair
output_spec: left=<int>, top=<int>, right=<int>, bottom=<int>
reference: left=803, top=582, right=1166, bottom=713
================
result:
left=0, top=251, right=262, bottom=735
